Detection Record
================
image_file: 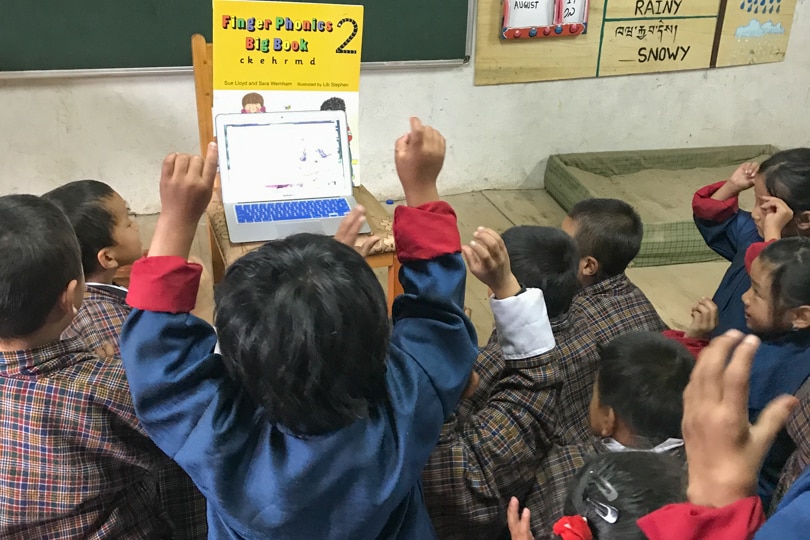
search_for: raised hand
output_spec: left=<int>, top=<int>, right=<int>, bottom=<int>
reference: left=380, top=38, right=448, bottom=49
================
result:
left=760, top=195, right=794, bottom=241
left=333, top=206, right=381, bottom=257
left=462, top=227, right=521, bottom=299
left=685, top=297, right=718, bottom=339
left=683, top=331, right=797, bottom=508
left=728, top=161, right=759, bottom=192
left=394, top=117, right=445, bottom=207
left=507, top=498, right=534, bottom=540
left=149, top=143, right=219, bottom=259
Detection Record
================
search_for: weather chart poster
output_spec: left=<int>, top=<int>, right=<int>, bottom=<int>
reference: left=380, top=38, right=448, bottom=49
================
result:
left=212, top=1, right=363, bottom=180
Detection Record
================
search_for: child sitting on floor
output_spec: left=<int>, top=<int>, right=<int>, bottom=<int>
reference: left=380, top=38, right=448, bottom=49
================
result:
left=42, top=181, right=143, bottom=352
left=693, top=149, right=810, bottom=336
left=590, top=331, right=695, bottom=460
left=118, top=118, right=480, bottom=538
left=423, top=225, right=572, bottom=539
left=508, top=452, right=687, bottom=540
left=42, top=180, right=208, bottom=536
left=0, top=194, right=202, bottom=538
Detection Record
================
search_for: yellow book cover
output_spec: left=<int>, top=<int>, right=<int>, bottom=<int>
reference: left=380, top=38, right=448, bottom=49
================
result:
left=212, top=0, right=363, bottom=180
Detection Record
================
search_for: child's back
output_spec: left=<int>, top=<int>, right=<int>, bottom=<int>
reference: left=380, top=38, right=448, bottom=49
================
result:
left=119, top=121, right=479, bottom=538
left=0, top=194, right=181, bottom=538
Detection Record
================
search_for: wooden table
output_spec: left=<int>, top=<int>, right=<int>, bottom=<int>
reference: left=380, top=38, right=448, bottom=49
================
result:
left=206, top=185, right=403, bottom=314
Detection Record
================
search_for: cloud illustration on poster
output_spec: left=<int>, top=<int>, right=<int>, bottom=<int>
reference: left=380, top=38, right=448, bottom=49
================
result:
left=735, top=19, right=786, bottom=38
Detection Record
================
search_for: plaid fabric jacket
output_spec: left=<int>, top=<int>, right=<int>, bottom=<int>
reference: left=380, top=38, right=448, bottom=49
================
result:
left=425, top=274, right=667, bottom=539
left=60, top=284, right=208, bottom=538
left=0, top=338, right=171, bottom=538
left=772, top=377, right=810, bottom=514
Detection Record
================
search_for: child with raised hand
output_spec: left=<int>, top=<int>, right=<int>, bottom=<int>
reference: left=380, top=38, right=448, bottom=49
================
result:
left=507, top=452, right=687, bottom=540
left=693, top=149, right=810, bottom=336
left=635, top=332, right=800, bottom=540
left=423, top=226, right=560, bottom=539
left=119, top=117, right=479, bottom=538
left=590, top=332, right=694, bottom=459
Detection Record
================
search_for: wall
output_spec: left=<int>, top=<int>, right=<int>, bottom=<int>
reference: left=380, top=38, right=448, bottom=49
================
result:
left=1, top=1, right=808, bottom=214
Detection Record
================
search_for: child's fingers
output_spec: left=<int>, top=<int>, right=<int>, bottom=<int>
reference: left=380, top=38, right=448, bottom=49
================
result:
left=473, top=229, right=505, bottom=258
left=188, top=155, right=204, bottom=182
left=507, top=497, right=521, bottom=530
left=173, top=154, right=191, bottom=179
left=694, top=330, right=745, bottom=404
left=409, top=117, right=424, bottom=147
left=335, top=206, right=365, bottom=241
left=751, top=395, right=799, bottom=457
left=461, top=245, right=480, bottom=270
left=161, top=153, right=178, bottom=181
left=468, top=240, right=493, bottom=266
left=722, top=334, right=760, bottom=414
left=356, top=235, right=381, bottom=257
left=394, top=134, right=409, bottom=155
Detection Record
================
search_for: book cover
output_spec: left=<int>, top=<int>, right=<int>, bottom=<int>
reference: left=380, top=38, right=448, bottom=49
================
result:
left=212, top=1, right=363, bottom=182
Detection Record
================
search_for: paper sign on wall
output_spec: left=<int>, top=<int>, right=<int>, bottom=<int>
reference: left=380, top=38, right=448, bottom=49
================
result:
left=502, top=0, right=590, bottom=39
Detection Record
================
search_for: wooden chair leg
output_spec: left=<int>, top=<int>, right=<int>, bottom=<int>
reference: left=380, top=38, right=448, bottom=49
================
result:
left=207, top=217, right=226, bottom=284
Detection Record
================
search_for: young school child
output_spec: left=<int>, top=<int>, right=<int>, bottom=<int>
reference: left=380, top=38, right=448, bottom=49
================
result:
left=423, top=226, right=573, bottom=538
left=507, top=452, right=687, bottom=540
left=118, top=118, right=480, bottom=538
left=42, top=180, right=209, bottom=536
left=693, top=148, right=810, bottom=336
left=42, top=181, right=143, bottom=353
left=470, top=198, right=668, bottom=411
left=0, top=194, right=201, bottom=537
left=635, top=332, right=804, bottom=540
left=590, top=331, right=695, bottom=460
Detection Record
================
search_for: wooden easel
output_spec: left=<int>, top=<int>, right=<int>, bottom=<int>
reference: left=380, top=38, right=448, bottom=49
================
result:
left=190, top=34, right=403, bottom=313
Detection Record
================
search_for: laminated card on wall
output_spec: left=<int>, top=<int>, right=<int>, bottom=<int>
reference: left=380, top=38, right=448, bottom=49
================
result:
left=502, top=0, right=589, bottom=39
left=212, top=1, right=363, bottom=183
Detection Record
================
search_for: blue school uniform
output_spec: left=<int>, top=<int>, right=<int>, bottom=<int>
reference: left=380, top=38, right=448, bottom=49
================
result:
left=756, top=464, right=810, bottom=538
left=119, top=202, right=479, bottom=539
left=749, top=331, right=810, bottom=509
left=692, top=182, right=762, bottom=337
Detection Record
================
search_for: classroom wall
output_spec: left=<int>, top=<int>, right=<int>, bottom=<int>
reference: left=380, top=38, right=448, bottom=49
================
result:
left=1, top=3, right=808, bottom=214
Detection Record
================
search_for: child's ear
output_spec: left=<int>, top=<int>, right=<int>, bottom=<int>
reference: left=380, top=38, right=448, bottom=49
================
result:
left=96, top=247, right=120, bottom=271
left=58, top=279, right=83, bottom=317
left=595, top=406, right=617, bottom=438
left=582, top=256, right=599, bottom=277
left=790, top=305, right=810, bottom=330
left=796, top=210, right=810, bottom=232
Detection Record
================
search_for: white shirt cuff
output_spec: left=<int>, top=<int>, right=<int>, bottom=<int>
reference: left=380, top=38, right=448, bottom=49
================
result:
left=489, top=288, right=555, bottom=360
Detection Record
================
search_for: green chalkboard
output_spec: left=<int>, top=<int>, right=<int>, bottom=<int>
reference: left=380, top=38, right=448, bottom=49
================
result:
left=0, top=0, right=469, bottom=72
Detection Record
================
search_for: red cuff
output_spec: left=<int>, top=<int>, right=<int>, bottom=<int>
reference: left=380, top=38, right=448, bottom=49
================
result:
left=126, top=256, right=202, bottom=313
left=662, top=330, right=709, bottom=359
left=745, top=240, right=776, bottom=273
left=394, top=201, right=461, bottom=263
left=693, top=181, right=739, bottom=222
left=637, top=498, right=764, bottom=540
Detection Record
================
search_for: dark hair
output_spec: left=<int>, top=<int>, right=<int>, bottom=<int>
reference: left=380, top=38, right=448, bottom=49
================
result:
left=242, top=92, right=264, bottom=107
left=320, top=97, right=347, bottom=111
left=0, top=195, right=83, bottom=338
left=501, top=226, right=581, bottom=318
left=567, top=199, right=643, bottom=278
left=598, top=332, right=695, bottom=444
left=214, top=233, right=390, bottom=436
left=758, top=237, right=810, bottom=319
left=42, top=180, right=117, bottom=278
left=564, top=452, right=687, bottom=540
left=761, top=148, right=810, bottom=214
